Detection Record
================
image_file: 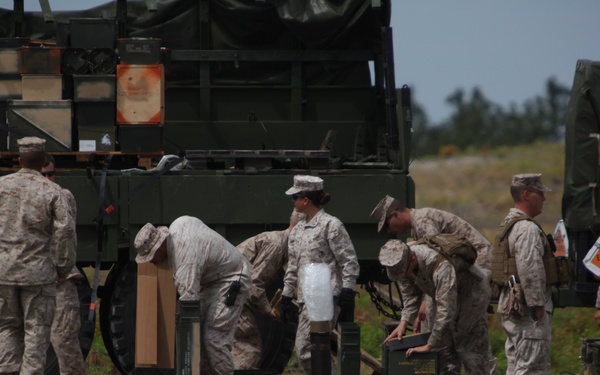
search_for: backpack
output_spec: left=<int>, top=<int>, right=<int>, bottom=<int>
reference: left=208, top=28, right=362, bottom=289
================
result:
left=415, top=232, right=478, bottom=270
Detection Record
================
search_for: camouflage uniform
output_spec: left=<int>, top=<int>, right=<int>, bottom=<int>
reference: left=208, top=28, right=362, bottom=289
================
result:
left=166, top=216, right=252, bottom=375
left=0, top=169, right=76, bottom=374
left=50, top=187, right=86, bottom=375
left=282, top=209, right=359, bottom=375
left=498, top=208, right=552, bottom=375
left=382, top=241, right=461, bottom=375
left=233, top=229, right=289, bottom=370
left=411, top=207, right=497, bottom=374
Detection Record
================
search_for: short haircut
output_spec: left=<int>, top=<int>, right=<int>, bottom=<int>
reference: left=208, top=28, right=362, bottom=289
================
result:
left=44, top=153, right=56, bottom=168
left=20, top=151, right=45, bottom=169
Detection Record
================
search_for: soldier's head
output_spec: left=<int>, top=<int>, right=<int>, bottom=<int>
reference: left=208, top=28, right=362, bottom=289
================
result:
left=510, top=173, right=550, bottom=218
left=286, top=175, right=330, bottom=214
left=370, top=195, right=410, bottom=235
left=134, top=223, right=171, bottom=264
left=41, top=153, right=57, bottom=182
left=17, top=136, right=46, bottom=170
left=378, top=239, right=416, bottom=280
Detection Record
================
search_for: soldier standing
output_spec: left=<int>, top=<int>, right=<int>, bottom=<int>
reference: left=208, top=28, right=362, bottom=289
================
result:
left=42, top=154, right=87, bottom=375
left=371, top=195, right=496, bottom=374
left=134, top=215, right=251, bottom=375
left=496, top=173, right=552, bottom=374
left=232, top=211, right=305, bottom=370
left=380, top=239, right=491, bottom=375
left=0, top=137, right=76, bottom=374
left=280, top=175, right=360, bottom=375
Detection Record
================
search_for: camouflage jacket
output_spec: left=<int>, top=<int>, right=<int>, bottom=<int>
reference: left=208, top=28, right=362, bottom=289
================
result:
left=55, top=189, right=84, bottom=282
left=411, top=208, right=493, bottom=275
left=0, top=169, right=76, bottom=285
left=166, top=216, right=252, bottom=301
left=237, top=229, right=289, bottom=314
left=283, top=209, right=359, bottom=302
left=498, top=208, right=553, bottom=312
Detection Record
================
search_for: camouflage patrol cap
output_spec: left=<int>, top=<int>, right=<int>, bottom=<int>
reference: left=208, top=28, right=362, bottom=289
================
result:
left=370, top=195, right=404, bottom=232
left=511, top=173, right=551, bottom=192
left=134, top=223, right=170, bottom=264
left=285, top=175, right=324, bottom=195
left=378, top=239, right=412, bottom=280
left=17, top=136, right=45, bottom=153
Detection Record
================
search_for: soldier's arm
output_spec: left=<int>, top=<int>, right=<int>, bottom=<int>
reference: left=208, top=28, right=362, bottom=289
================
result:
left=52, top=190, right=77, bottom=278
left=428, top=262, right=457, bottom=349
left=328, top=221, right=359, bottom=290
left=250, top=234, right=287, bottom=314
left=512, top=222, right=547, bottom=307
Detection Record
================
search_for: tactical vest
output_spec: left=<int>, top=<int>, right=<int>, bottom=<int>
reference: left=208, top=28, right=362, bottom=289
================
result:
left=411, top=233, right=479, bottom=298
left=491, top=215, right=568, bottom=287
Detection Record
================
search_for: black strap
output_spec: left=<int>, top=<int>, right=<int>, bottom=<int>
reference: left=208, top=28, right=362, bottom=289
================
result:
left=89, top=155, right=112, bottom=321
left=94, top=156, right=184, bottom=222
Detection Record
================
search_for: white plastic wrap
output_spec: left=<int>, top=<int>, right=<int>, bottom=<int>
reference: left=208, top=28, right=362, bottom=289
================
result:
left=300, top=263, right=334, bottom=322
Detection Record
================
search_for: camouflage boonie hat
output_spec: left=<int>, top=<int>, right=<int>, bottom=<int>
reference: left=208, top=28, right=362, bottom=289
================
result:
left=370, top=195, right=404, bottom=232
left=285, top=175, right=324, bottom=195
left=378, top=240, right=412, bottom=280
left=134, top=223, right=170, bottom=264
left=511, top=173, right=551, bottom=192
left=17, top=136, right=45, bottom=153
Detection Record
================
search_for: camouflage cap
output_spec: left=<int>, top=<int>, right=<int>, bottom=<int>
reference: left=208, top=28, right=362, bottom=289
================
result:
left=134, top=223, right=170, bottom=264
left=17, top=136, right=45, bottom=153
left=285, top=175, right=324, bottom=195
left=370, top=195, right=404, bottom=232
left=511, top=173, right=551, bottom=192
left=378, top=239, right=412, bottom=280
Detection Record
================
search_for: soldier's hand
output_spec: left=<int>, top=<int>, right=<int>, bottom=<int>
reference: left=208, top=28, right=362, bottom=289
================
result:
left=269, top=307, right=280, bottom=321
left=413, top=316, right=422, bottom=334
left=279, top=295, right=294, bottom=324
left=384, top=320, right=408, bottom=346
left=406, top=344, right=431, bottom=357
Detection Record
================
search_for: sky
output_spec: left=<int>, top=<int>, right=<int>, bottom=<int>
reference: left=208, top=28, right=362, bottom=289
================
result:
left=21, top=0, right=600, bottom=123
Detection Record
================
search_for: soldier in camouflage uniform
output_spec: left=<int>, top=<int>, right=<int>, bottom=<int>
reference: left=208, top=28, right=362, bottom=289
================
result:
left=42, top=154, right=87, bottom=375
left=134, top=216, right=251, bottom=375
left=371, top=195, right=498, bottom=374
left=232, top=211, right=305, bottom=370
left=595, top=287, right=600, bottom=325
left=0, top=137, right=76, bottom=375
left=380, top=239, right=490, bottom=375
left=498, top=174, right=552, bottom=374
left=280, top=175, right=360, bottom=375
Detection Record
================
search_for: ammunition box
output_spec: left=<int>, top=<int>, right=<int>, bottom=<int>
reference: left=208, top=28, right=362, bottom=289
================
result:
left=7, top=100, right=72, bottom=151
left=116, top=64, right=164, bottom=124
left=18, top=47, right=62, bottom=74
left=117, top=38, right=161, bottom=65
left=22, top=75, right=63, bottom=101
left=78, top=126, right=116, bottom=151
left=75, top=101, right=116, bottom=126
left=118, top=125, right=162, bottom=153
left=73, top=75, right=116, bottom=101
left=0, top=75, right=22, bottom=100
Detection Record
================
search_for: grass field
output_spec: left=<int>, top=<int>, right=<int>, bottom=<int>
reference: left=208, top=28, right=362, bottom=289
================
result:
left=85, top=141, right=598, bottom=374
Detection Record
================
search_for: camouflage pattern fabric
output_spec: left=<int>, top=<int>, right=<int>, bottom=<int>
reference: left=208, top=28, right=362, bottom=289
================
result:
left=411, top=208, right=493, bottom=275
left=282, top=209, right=359, bottom=302
left=0, top=169, right=76, bottom=374
left=498, top=208, right=552, bottom=374
left=166, top=216, right=251, bottom=375
left=0, top=169, right=76, bottom=285
left=0, top=284, right=56, bottom=374
left=295, top=303, right=341, bottom=375
left=596, top=286, right=600, bottom=308
left=50, top=279, right=86, bottom=375
left=233, top=229, right=289, bottom=369
left=232, top=304, right=262, bottom=369
left=282, top=209, right=359, bottom=374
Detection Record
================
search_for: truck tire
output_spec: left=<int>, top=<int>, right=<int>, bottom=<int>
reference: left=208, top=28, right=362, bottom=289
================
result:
left=99, top=261, right=128, bottom=373
left=44, top=266, right=95, bottom=375
left=104, top=262, right=296, bottom=374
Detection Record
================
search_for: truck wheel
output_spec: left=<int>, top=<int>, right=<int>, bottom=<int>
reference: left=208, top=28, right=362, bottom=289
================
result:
left=44, top=266, right=95, bottom=375
left=99, top=261, right=128, bottom=373
left=107, top=261, right=174, bottom=375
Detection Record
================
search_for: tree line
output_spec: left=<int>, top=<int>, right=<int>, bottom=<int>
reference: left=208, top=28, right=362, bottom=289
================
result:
left=407, top=77, right=571, bottom=157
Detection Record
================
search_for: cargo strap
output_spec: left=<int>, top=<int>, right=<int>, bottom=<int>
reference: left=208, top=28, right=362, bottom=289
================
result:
left=94, top=156, right=184, bottom=222
left=89, top=155, right=112, bottom=321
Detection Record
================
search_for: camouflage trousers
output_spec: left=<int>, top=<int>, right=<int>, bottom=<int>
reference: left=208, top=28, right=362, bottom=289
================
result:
left=50, top=280, right=86, bottom=375
left=232, top=304, right=262, bottom=370
left=295, top=303, right=340, bottom=375
left=199, top=280, right=249, bottom=375
left=503, top=310, right=551, bottom=375
left=0, top=283, right=56, bottom=375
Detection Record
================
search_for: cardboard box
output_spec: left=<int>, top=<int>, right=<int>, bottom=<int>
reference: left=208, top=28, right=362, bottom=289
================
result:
left=22, top=75, right=63, bottom=101
left=78, top=126, right=116, bottom=151
left=135, top=262, right=176, bottom=369
left=116, top=64, right=164, bottom=124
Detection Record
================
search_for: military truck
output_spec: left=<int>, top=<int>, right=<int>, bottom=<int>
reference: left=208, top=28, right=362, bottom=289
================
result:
left=0, top=0, right=412, bottom=374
